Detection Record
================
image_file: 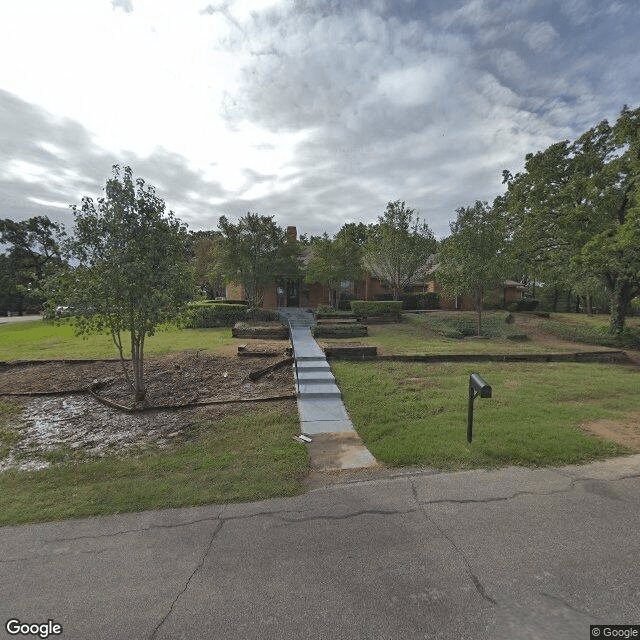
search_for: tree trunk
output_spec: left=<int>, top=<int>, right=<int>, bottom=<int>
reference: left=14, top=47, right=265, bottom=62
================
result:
left=586, top=293, right=593, bottom=316
left=609, top=283, right=633, bottom=335
left=575, top=295, right=581, bottom=313
left=552, top=285, right=559, bottom=312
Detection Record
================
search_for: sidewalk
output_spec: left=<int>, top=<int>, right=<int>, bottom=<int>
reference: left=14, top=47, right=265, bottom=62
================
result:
left=278, top=308, right=376, bottom=470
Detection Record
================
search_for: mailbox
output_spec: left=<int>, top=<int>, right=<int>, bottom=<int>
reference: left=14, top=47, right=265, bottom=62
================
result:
left=470, top=373, right=492, bottom=398
left=467, top=373, right=492, bottom=443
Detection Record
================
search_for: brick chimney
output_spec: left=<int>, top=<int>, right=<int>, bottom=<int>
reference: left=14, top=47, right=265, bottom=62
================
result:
left=286, top=226, right=297, bottom=244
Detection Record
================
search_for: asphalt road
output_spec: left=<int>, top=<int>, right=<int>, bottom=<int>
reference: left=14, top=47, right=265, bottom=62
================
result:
left=1, top=456, right=639, bottom=640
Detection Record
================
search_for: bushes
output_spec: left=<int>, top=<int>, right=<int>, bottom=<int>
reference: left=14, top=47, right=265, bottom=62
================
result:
left=350, top=300, right=403, bottom=316
left=245, top=308, right=280, bottom=323
left=419, top=312, right=529, bottom=340
left=538, top=318, right=640, bottom=349
left=373, top=292, right=440, bottom=310
left=185, top=303, right=247, bottom=328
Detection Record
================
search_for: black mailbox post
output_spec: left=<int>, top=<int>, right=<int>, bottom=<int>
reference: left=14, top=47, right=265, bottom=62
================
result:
left=467, top=373, right=492, bottom=443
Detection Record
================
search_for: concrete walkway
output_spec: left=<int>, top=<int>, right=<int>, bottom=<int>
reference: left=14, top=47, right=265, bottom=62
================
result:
left=278, top=308, right=376, bottom=470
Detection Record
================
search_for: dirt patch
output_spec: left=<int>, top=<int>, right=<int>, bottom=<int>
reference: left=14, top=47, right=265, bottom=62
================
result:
left=0, top=352, right=296, bottom=472
left=579, top=412, right=640, bottom=451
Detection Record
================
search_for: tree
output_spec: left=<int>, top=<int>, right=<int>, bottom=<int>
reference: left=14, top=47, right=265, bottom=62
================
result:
left=437, top=200, right=509, bottom=336
left=49, top=165, right=195, bottom=402
left=215, top=213, right=301, bottom=308
left=503, top=105, right=640, bottom=334
left=188, top=230, right=224, bottom=298
left=361, top=201, right=437, bottom=300
left=305, top=222, right=369, bottom=307
left=0, top=215, right=66, bottom=313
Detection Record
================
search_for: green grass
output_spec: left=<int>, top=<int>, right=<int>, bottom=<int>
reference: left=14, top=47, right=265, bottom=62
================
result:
left=531, top=313, right=640, bottom=349
left=322, top=312, right=603, bottom=355
left=332, top=360, right=636, bottom=470
left=0, top=319, right=237, bottom=360
left=0, top=408, right=308, bottom=527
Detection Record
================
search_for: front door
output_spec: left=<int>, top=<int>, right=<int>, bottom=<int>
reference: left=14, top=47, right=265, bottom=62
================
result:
left=286, top=279, right=300, bottom=307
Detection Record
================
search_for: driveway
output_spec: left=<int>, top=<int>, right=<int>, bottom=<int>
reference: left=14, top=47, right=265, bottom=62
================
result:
left=0, top=315, right=42, bottom=324
left=1, top=456, right=639, bottom=639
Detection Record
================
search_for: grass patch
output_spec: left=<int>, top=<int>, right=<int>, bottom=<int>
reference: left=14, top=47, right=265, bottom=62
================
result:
left=0, top=409, right=309, bottom=527
left=0, top=319, right=237, bottom=360
left=332, top=360, right=636, bottom=470
left=533, top=313, right=640, bottom=349
left=322, top=312, right=594, bottom=355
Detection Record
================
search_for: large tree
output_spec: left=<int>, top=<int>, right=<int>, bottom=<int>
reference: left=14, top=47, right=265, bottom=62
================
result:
left=503, top=105, right=640, bottom=334
left=49, top=165, right=195, bottom=402
left=215, top=213, right=301, bottom=308
left=437, top=200, right=509, bottom=336
left=361, top=201, right=437, bottom=300
left=0, top=215, right=66, bottom=313
left=188, top=229, right=224, bottom=299
left=305, top=222, right=369, bottom=307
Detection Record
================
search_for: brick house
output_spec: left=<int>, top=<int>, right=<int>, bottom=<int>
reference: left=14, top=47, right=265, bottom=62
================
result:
left=225, top=226, right=527, bottom=309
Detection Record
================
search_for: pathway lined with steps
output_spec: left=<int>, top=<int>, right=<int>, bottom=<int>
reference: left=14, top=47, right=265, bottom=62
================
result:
left=278, top=308, right=376, bottom=471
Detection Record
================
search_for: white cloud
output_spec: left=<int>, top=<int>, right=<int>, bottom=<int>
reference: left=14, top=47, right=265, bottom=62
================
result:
left=525, top=21, right=558, bottom=52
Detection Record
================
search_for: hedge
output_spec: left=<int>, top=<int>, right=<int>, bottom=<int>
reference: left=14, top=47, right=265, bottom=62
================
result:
left=185, top=303, right=248, bottom=328
left=350, top=300, right=403, bottom=315
left=373, top=292, right=439, bottom=310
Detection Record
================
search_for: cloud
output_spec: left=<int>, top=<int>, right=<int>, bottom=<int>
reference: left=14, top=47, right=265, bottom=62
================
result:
left=0, top=0, right=638, bottom=241
left=0, top=89, right=228, bottom=232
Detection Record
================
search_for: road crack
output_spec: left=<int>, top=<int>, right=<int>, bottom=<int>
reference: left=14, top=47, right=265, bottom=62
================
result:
left=410, top=480, right=497, bottom=606
left=149, top=517, right=225, bottom=640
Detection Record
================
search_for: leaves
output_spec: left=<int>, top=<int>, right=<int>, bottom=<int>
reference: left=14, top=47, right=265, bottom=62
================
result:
left=49, top=165, right=195, bottom=400
left=361, top=201, right=437, bottom=300
left=215, top=213, right=301, bottom=308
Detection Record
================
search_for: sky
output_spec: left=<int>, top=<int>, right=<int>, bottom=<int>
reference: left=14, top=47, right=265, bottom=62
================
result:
left=1, top=0, right=639, bottom=240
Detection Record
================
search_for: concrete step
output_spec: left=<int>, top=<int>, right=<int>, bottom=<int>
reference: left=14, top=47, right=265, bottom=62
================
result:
left=297, top=370, right=336, bottom=383
left=297, top=381, right=342, bottom=398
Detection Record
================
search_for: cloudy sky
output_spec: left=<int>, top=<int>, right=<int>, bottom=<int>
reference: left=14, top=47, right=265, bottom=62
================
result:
left=1, top=0, right=639, bottom=239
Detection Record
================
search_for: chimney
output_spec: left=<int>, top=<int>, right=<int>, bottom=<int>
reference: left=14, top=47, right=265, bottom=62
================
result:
left=286, top=226, right=297, bottom=244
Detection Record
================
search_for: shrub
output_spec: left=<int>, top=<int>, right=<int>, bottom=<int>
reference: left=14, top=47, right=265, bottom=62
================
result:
left=350, top=300, right=403, bottom=316
left=442, top=329, right=464, bottom=339
left=214, top=299, right=249, bottom=305
left=245, top=307, right=280, bottom=323
left=185, top=303, right=247, bottom=328
left=516, top=298, right=540, bottom=311
left=316, top=305, right=336, bottom=314
left=507, top=302, right=518, bottom=313
left=415, top=292, right=440, bottom=310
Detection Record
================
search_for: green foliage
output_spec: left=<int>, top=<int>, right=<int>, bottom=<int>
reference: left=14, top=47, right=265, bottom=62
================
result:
left=215, top=213, right=301, bottom=308
left=504, top=105, right=640, bottom=334
left=47, top=165, right=195, bottom=400
left=362, top=201, right=437, bottom=300
left=188, top=230, right=224, bottom=298
left=437, top=200, right=510, bottom=335
left=245, top=307, right=280, bottom=323
left=537, top=317, right=640, bottom=349
left=350, top=300, right=403, bottom=316
left=373, top=291, right=440, bottom=309
left=419, top=312, right=528, bottom=340
left=185, top=303, right=247, bottom=328
left=305, top=223, right=368, bottom=306
left=0, top=215, right=67, bottom=314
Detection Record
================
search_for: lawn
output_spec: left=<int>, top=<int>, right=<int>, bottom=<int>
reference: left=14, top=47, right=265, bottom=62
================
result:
left=332, top=360, right=637, bottom=470
left=321, top=311, right=617, bottom=355
left=0, top=319, right=238, bottom=360
left=0, top=405, right=308, bottom=526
